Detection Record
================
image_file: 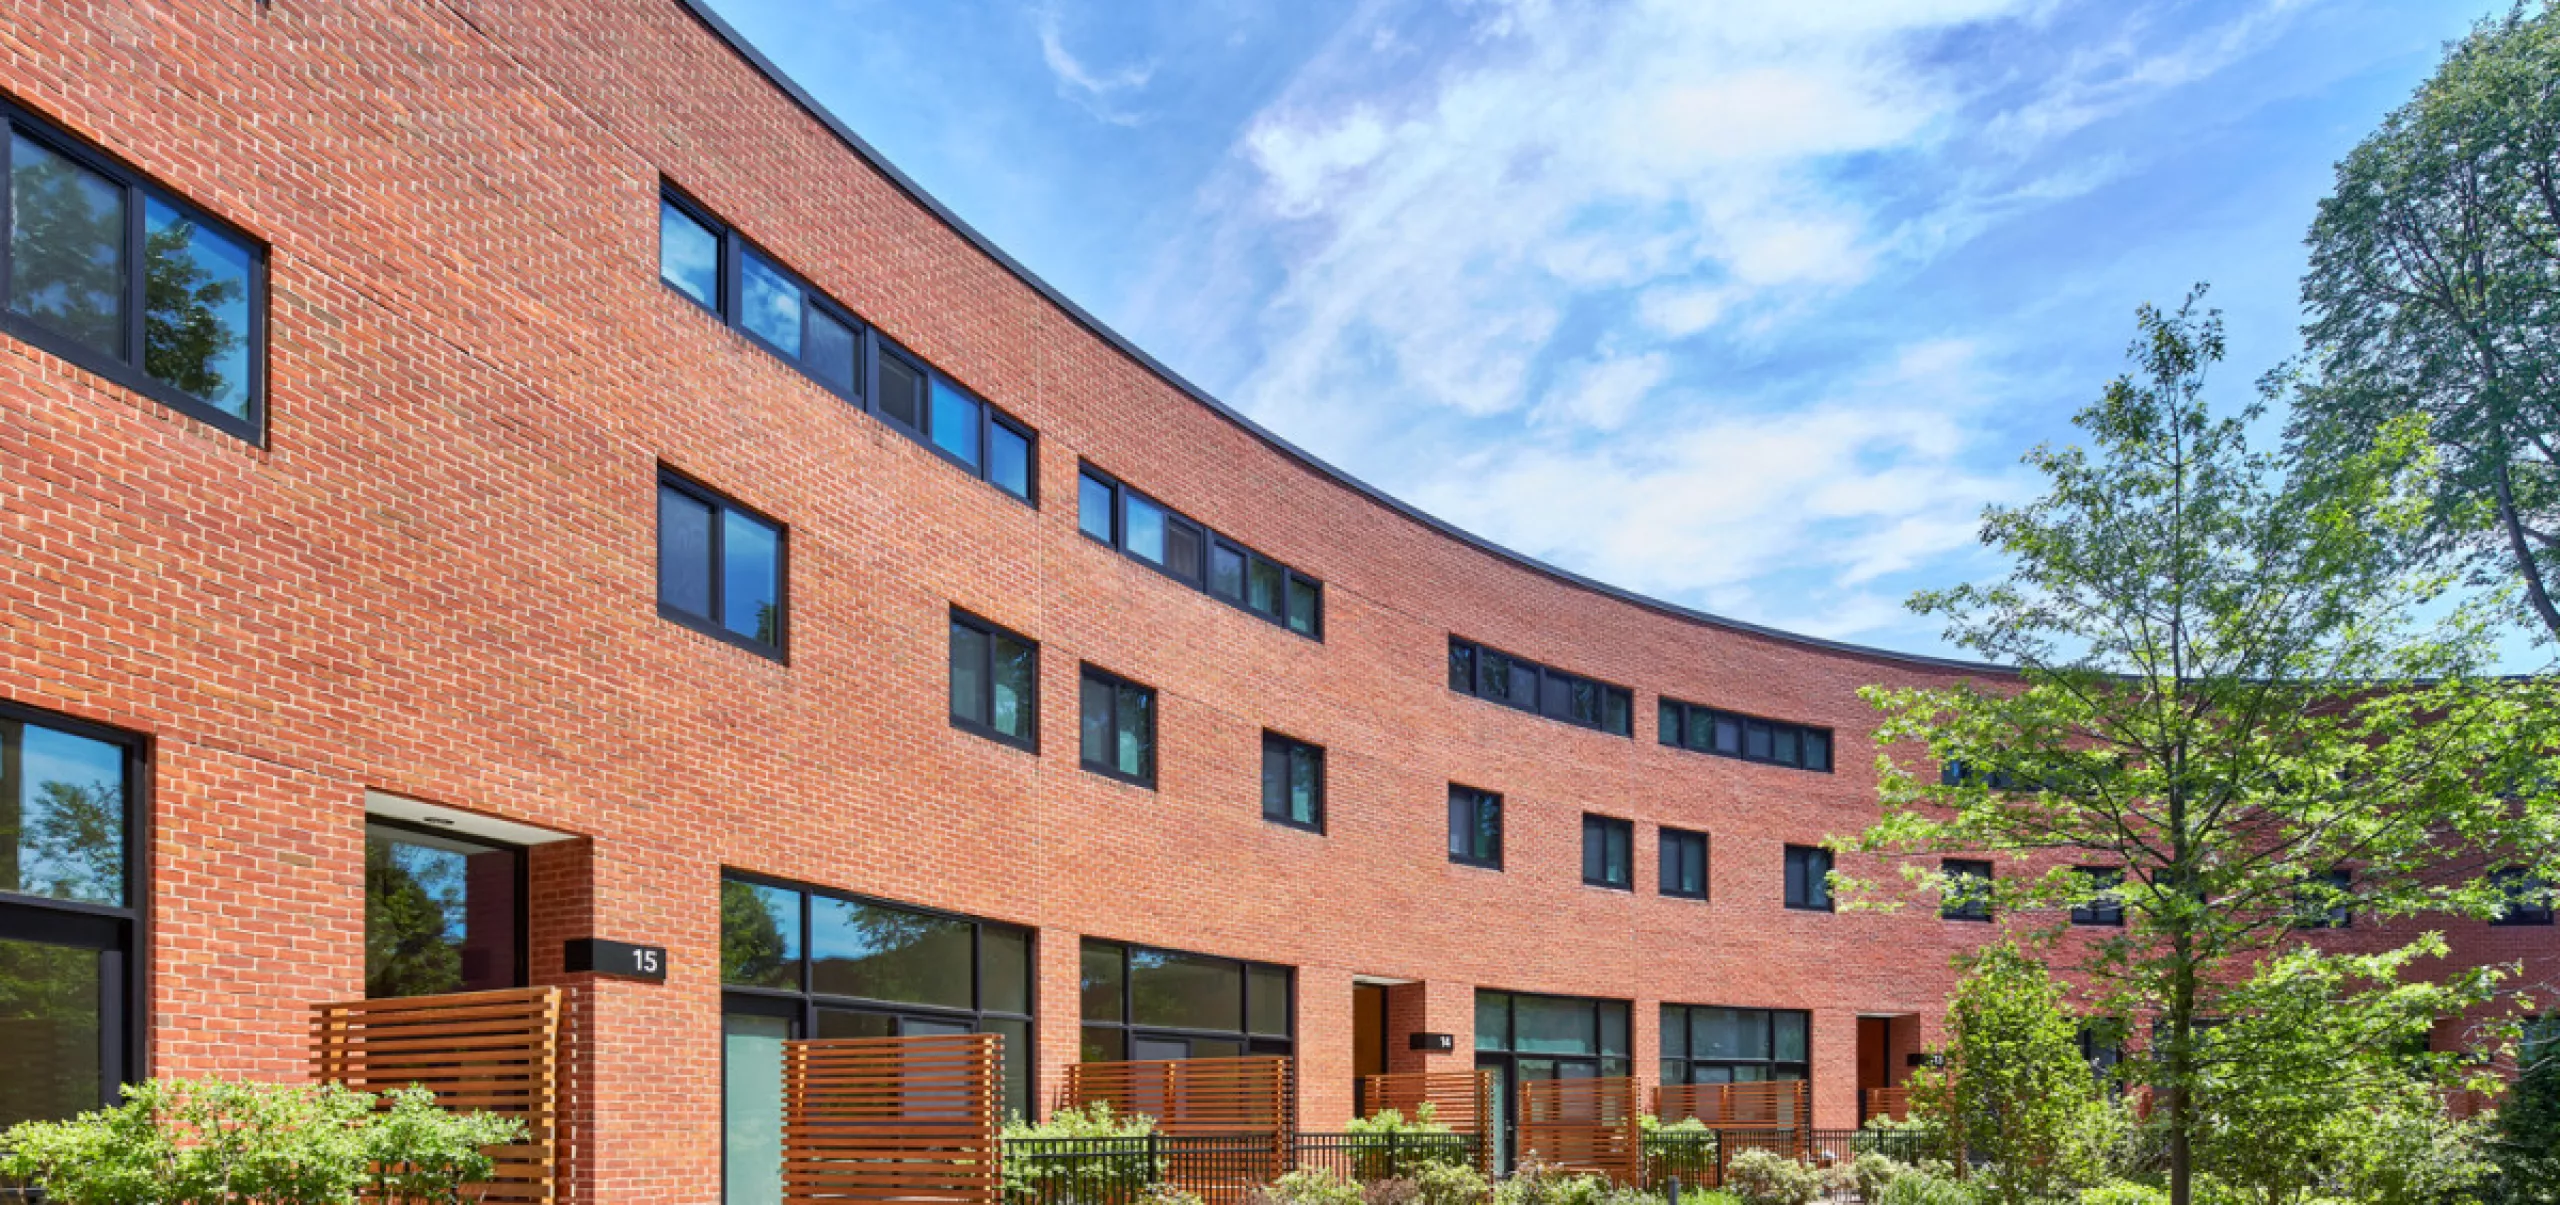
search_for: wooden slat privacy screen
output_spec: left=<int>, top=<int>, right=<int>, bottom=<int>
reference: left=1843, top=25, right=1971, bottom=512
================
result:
left=781, top=1034, right=999, bottom=1205
left=1359, top=1070, right=1495, bottom=1173
left=1059, top=1056, right=1293, bottom=1136
left=1654, top=1080, right=1810, bottom=1160
left=310, top=986, right=564, bottom=1204
left=1516, top=1075, right=1640, bottom=1185
left=1863, top=1086, right=1911, bottom=1124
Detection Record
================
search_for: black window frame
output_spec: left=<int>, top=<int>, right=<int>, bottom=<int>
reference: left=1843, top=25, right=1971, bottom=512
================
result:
left=1079, top=937, right=1294, bottom=1063
left=1581, top=814, right=1633, bottom=891
left=363, top=816, right=530, bottom=999
left=1658, top=698, right=1832, bottom=772
left=1259, top=731, right=1325, bottom=834
left=1783, top=844, right=1833, bottom=912
left=1447, top=637, right=1631, bottom=736
left=0, top=698, right=150, bottom=1122
left=947, top=608, right=1038, bottom=753
left=2071, top=866, right=2125, bottom=927
left=656, top=466, right=790, bottom=662
left=658, top=182, right=1036, bottom=506
left=2491, top=867, right=2554, bottom=927
left=1659, top=1004, right=1812, bottom=1086
left=1077, top=663, right=1158, bottom=789
left=1447, top=784, right=1504, bottom=870
left=1940, top=858, right=1994, bottom=922
left=0, top=102, right=268, bottom=443
left=2293, top=867, right=2353, bottom=931
left=1076, top=463, right=1323, bottom=641
left=1659, top=827, right=1710, bottom=901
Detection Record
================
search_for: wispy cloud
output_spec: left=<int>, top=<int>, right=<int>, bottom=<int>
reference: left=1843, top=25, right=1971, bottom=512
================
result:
left=1033, top=4, right=1157, bottom=125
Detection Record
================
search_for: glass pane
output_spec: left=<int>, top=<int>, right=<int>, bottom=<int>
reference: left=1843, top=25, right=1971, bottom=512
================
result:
left=7, top=720, right=127, bottom=905
left=982, top=927, right=1030, bottom=1015
left=1774, top=727, right=1801, bottom=767
left=658, top=198, right=719, bottom=308
left=1714, top=715, right=1741, bottom=756
left=722, top=1012, right=791, bottom=1205
left=1124, top=495, right=1167, bottom=564
left=721, top=510, right=782, bottom=645
left=1248, top=965, right=1290, bottom=1037
left=1165, top=520, right=1204, bottom=582
left=1448, top=642, right=1474, bottom=692
left=720, top=880, right=801, bottom=989
left=1080, top=676, right=1112, bottom=769
left=1448, top=793, right=1471, bottom=859
left=656, top=485, right=713, bottom=619
left=9, top=136, right=125, bottom=359
left=991, top=634, right=1035, bottom=741
left=1474, top=793, right=1501, bottom=862
left=143, top=197, right=255, bottom=417
left=1478, top=651, right=1511, bottom=703
left=1286, top=578, right=1319, bottom=636
left=739, top=250, right=802, bottom=357
left=1606, top=826, right=1630, bottom=885
left=365, top=825, right=520, bottom=997
left=1190, top=1038, right=1243, bottom=1060
left=930, top=380, right=981, bottom=467
left=810, top=897, right=973, bottom=1009
left=805, top=309, right=856, bottom=394
left=1475, top=992, right=1508, bottom=1051
left=1774, top=1012, right=1808, bottom=1062
left=1210, top=543, right=1246, bottom=600
left=1081, top=941, right=1124, bottom=1022
left=1686, top=711, right=1716, bottom=754
left=1078, top=473, right=1115, bottom=541
left=0, top=938, right=102, bottom=1128
left=1245, top=557, right=1283, bottom=617
left=1289, top=747, right=1319, bottom=826
left=1659, top=701, right=1682, bottom=746
left=1660, top=1007, right=1687, bottom=1058
left=1082, top=1025, right=1126, bottom=1062
left=1514, top=996, right=1595, bottom=1055
left=1131, top=948, right=1242, bottom=1031
left=879, top=353, right=925, bottom=429
left=1571, top=680, right=1600, bottom=726
left=815, top=1009, right=896, bottom=1039
left=1745, top=722, right=1773, bottom=760
left=1583, top=821, right=1605, bottom=882
left=1600, top=1003, right=1628, bottom=1055
left=987, top=422, right=1031, bottom=499
left=1693, top=1008, right=1768, bottom=1060
left=1603, top=690, right=1630, bottom=736
left=1661, top=1060, right=1685, bottom=1086
left=1116, top=685, right=1152, bottom=780
left=1261, top=739, right=1288, bottom=820
left=1804, top=731, right=1832, bottom=772
left=1540, top=674, right=1571, bottom=720
left=987, top=1016, right=1033, bottom=1122
left=949, top=622, right=988, bottom=725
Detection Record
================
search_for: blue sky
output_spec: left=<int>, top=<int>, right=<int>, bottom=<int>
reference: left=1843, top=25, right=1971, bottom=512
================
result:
left=703, top=0, right=2500, bottom=660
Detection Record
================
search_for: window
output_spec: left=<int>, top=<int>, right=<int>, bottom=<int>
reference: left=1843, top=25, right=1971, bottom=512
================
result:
left=1260, top=732, right=1324, bottom=833
left=1783, top=845, right=1833, bottom=912
left=1660, top=1005, right=1810, bottom=1086
left=949, top=610, right=1037, bottom=750
left=1940, top=761, right=2037, bottom=791
left=1077, top=464, right=1322, bottom=639
left=658, top=185, right=1033, bottom=503
left=1660, top=828, right=1709, bottom=900
left=1078, top=665, right=1156, bottom=788
left=1448, top=638, right=1631, bottom=736
left=657, top=469, right=786, bottom=658
left=2492, top=867, right=2554, bottom=927
left=0, top=702, right=144, bottom=1130
left=1940, top=859, right=1993, bottom=922
left=1448, top=785, right=1503, bottom=869
left=719, top=873, right=1036, bottom=1178
left=2294, top=867, right=2353, bottom=930
left=2071, top=866, right=2125, bottom=927
left=1582, top=815, right=1632, bottom=890
left=1475, top=990, right=1630, bottom=1173
left=1658, top=699, right=1832, bottom=772
left=1080, top=938, right=1292, bottom=1066
left=1, top=106, right=265, bottom=441
left=365, top=821, right=524, bottom=999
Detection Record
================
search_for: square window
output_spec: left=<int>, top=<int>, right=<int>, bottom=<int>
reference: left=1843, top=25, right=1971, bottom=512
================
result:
left=1210, top=541, right=1247, bottom=601
left=1123, top=493, right=1168, bottom=565
left=142, top=197, right=256, bottom=418
left=2072, top=867, right=2125, bottom=926
left=2493, top=868, right=2553, bottom=927
left=1163, top=517, right=1205, bottom=584
left=366, top=821, right=524, bottom=997
left=1660, top=828, right=1709, bottom=900
left=1260, top=732, right=1324, bottom=832
left=1448, top=640, right=1477, bottom=693
left=950, top=610, right=1037, bottom=749
left=1448, top=785, right=1502, bottom=869
left=1582, top=815, right=1632, bottom=890
left=1941, top=858, right=1993, bottom=922
left=1245, top=556, right=1284, bottom=618
left=1285, top=576, right=1321, bottom=637
left=1078, top=665, right=1156, bottom=788
left=657, top=471, right=785, bottom=658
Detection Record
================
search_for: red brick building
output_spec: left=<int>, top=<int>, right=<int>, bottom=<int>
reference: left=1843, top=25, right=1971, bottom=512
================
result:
left=0, top=2, right=2545, bottom=1202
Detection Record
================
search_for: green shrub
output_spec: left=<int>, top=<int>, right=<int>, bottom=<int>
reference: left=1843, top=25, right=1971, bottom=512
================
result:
left=0, top=1078, right=523, bottom=1205
left=1720, top=1149, right=1819, bottom=1205
left=1251, top=1167, right=1368, bottom=1205
left=1001, top=1103, right=1160, bottom=1204
left=1411, top=1159, right=1491, bottom=1205
left=2076, top=1182, right=2166, bottom=1205
left=1347, top=1105, right=1465, bottom=1177
left=1492, top=1158, right=1608, bottom=1205
left=1874, top=1167, right=1978, bottom=1205
left=1847, top=1153, right=1913, bottom=1202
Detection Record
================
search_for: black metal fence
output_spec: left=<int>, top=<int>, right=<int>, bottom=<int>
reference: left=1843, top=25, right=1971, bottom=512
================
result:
left=1643, top=1127, right=1935, bottom=1194
left=1292, top=1132, right=1480, bottom=1181
left=1005, top=1133, right=1284, bottom=1205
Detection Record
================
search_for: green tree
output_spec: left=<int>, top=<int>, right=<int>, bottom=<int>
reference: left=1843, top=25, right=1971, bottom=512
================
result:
left=2494, top=1016, right=2560, bottom=1204
left=142, top=213, right=248, bottom=407
left=1851, top=292, right=2559, bottom=1205
left=365, top=839, right=463, bottom=998
left=719, top=878, right=790, bottom=985
left=2295, top=2, right=2560, bottom=643
left=1932, top=944, right=2111, bottom=1204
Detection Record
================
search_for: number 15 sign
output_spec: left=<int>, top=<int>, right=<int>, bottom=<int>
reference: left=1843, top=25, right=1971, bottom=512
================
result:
left=564, top=938, right=667, bottom=982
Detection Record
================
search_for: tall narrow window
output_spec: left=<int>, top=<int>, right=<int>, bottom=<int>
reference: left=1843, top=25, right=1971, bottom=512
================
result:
left=1078, top=469, right=1117, bottom=543
left=949, top=610, right=1038, bottom=750
left=3, top=111, right=264, bottom=439
left=1078, top=666, right=1156, bottom=788
left=365, top=821, right=525, bottom=997
left=1940, top=859, right=1993, bottom=922
left=1260, top=732, right=1324, bottom=833
left=2071, top=866, right=2125, bottom=927
left=1581, top=815, right=1633, bottom=890
left=1660, top=828, right=1709, bottom=900
left=1783, top=845, right=1833, bottom=912
left=657, top=470, right=786, bottom=659
left=1448, top=785, right=1503, bottom=869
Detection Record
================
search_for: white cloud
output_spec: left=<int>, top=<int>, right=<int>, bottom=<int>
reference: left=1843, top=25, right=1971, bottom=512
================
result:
left=1536, top=351, right=1671, bottom=431
left=1034, top=5, right=1156, bottom=125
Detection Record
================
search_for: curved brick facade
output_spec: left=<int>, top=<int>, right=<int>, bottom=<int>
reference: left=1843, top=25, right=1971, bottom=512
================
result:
left=0, top=2, right=2544, bottom=1202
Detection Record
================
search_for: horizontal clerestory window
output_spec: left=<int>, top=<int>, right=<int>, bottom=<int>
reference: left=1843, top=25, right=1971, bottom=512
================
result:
left=1657, top=699, right=1831, bottom=772
left=1077, top=463, right=1322, bottom=639
left=1447, top=638, right=1631, bottom=736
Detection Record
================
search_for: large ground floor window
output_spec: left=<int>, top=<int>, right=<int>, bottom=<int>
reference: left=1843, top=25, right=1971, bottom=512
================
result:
left=1660, top=1004, right=1810, bottom=1084
left=1079, top=938, right=1293, bottom=1063
left=1474, top=989, right=1630, bottom=1172
left=0, top=701, right=143, bottom=1131
left=719, top=873, right=1035, bottom=1205
left=364, top=819, right=524, bottom=998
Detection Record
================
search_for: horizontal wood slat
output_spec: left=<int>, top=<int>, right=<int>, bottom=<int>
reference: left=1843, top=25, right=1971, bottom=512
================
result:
left=1863, top=1087, right=1911, bottom=1124
left=1359, top=1070, right=1494, bottom=1174
left=311, top=986, right=563, bottom=1205
left=783, top=1033, right=999, bottom=1205
left=1653, top=1081, right=1809, bottom=1131
left=1063, top=1058, right=1291, bottom=1205
left=1518, top=1076, right=1640, bottom=1186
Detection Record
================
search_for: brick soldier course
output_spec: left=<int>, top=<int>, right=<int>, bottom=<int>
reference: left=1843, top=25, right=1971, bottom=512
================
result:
left=0, top=2, right=2545, bottom=1202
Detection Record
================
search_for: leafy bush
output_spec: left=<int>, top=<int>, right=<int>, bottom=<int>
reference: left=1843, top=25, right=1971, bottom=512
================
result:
left=1347, top=1104, right=1466, bottom=1177
left=1001, top=1102, right=1160, bottom=1204
left=1874, top=1167, right=1978, bottom=1205
left=1848, top=1153, right=1913, bottom=1202
left=0, top=1078, right=523, bottom=1205
left=1411, top=1160, right=1492, bottom=1205
left=1492, top=1158, right=1608, bottom=1205
left=1721, top=1150, right=1820, bottom=1205
left=1250, top=1167, right=1369, bottom=1205
left=1364, top=1177, right=1423, bottom=1205
left=2076, top=1182, right=2166, bottom=1205
left=2494, top=1017, right=2560, bottom=1205
left=1141, top=1187, right=1208, bottom=1205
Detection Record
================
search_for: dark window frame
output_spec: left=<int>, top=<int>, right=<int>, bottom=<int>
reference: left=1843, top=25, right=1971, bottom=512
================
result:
left=363, top=816, right=530, bottom=997
left=1077, top=662, right=1158, bottom=790
left=1581, top=814, right=1633, bottom=891
left=1447, top=637, right=1631, bottom=737
left=1079, top=937, right=1294, bottom=1062
left=947, top=608, right=1038, bottom=753
left=1657, top=698, right=1832, bottom=773
left=656, top=466, right=790, bottom=663
left=2492, top=867, right=2554, bottom=927
left=2071, top=866, right=2126, bottom=927
left=1783, top=844, right=1834, bottom=913
left=0, top=102, right=268, bottom=443
left=1940, top=858, right=1994, bottom=922
left=1076, top=462, right=1323, bottom=641
left=1259, top=730, right=1325, bottom=834
left=1448, top=783, right=1504, bottom=870
left=0, top=697, right=151, bottom=1119
left=1659, top=1003, right=1812, bottom=1085
left=1659, top=827, right=1710, bottom=901
left=658, top=181, right=1036, bottom=507
left=2294, top=867, right=2354, bottom=931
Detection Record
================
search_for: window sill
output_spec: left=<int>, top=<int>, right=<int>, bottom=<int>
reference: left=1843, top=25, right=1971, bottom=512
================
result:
left=951, top=716, right=1038, bottom=755
left=658, top=605, right=788, bottom=664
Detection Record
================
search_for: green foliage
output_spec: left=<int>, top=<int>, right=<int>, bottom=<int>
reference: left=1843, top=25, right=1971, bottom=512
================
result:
left=1719, top=1150, right=1820, bottom=1205
left=1852, top=292, right=2557, bottom=1204
left=1850, top=1153, right=1916, bottom=1203
left=2078, top=1184, right=2167, bottom=1205
left=366, top=837, right=464, bottom=999
left=1346, top=1104, right=1464, bottom=1177
left=2493, top=1018, right=2560, bottom=1203
left=2295, top=1, right=2560, bottom=642
left=1002, top=1103, right=1159, bottom=1203
left=1408, top=1160, right=1491, bottom=1205
left=1491, top=1159, right=1608, bottom=1205
left=0, top=1077, right=523, bottom=1205
left=1250, top=1167, right=1368, bottom=1205
left=1877, top=1169, right=1981, bottom=1205
left=1935, top=945, right=2114, bottom=1204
